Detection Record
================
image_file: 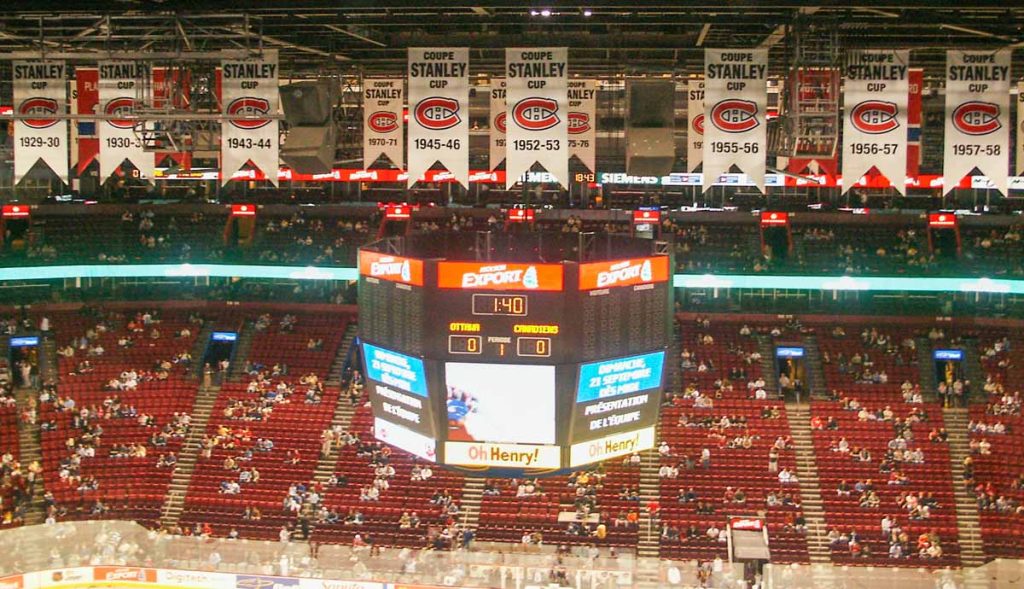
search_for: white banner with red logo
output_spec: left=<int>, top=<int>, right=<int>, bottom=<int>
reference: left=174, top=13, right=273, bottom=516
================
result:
left=686, top=79, right=705, bottom=173
left=567, top=79, right=597, bottom=173
left=98, top=61, right=152, bottom=181
left=407, top=47, right=469, bottom=188
left=842, top=50, right=909, bottom=194
left=362, top=78, right=403, bottom=169
left=505, top=47, right=568, bottom=189
left=221, top=50, right=279, bottom=186
left=13, top=61, right=68, bottom=185
left=703, top=48, right=768, bottom=192
left=943, top=50, right=1010, bottom=195
left=489, top=78, right=506, bottom=170
left=1017, top=81, right=1024, bottom=176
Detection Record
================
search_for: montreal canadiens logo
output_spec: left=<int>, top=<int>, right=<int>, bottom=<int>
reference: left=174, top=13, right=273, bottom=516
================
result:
left=367, top=111, right=399, bottom=133
left=512, top=97, right=560, bottom=131
left=227, top=97, right=271, bottom=130
left=18, top=97, right=59, bottom=129
left=710, top=99, right=759, bottom=133
left=494, top=112, right=507, bottom=133
left=692, top=113, right=705, bottom=136
left=850, top=100, right=899, bottom=134
left=952, top=101, right=1000, bottom=136
left=568, top=112, right=591, bottom=134
left=415, top=96, right=460, bottom=130
left=105, top=97, right=136, bottom=129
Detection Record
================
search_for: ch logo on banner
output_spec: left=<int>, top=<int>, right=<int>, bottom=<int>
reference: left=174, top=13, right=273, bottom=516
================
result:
left=850, top=100, right=900, bottom=134
left=494, top=111, right=507, bottom=133
left=105, top=97, right=135, bottom=129
left=568, top=112, right=591, bottom=134
left=368, top=111, right=399, bottom=133
left=710, top=99, right=759, bottom=133
left=415, top=96, right=461, bottom=130
left=512, top=97, right=560, bottom=131
left=952, top=101, right=1001, bottom=136
left=18, top=97, right=59, bottom=129
left=692, top=113, right=705, bottom=135
left=227, top=97, right=271, bottom=129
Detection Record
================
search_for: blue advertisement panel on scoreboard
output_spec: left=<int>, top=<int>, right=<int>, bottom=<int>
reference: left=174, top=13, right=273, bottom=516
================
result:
left=576, top=351, right=665, bottom=403
left=363, top=341, right=428, bottom=397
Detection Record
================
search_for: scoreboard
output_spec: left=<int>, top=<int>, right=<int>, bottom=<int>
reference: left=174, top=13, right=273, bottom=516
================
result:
left=357, top=242, right=673, bottom=474
left=435, top=261, right=570, bottom=364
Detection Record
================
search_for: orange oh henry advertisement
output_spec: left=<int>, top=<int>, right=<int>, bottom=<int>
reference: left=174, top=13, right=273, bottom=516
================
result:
left=578, top=256, right=670, bottom=290
left=358, top=250, right=425, bottom=287
left=436, top=262, right=563, bottom=291
left=0, top=575, right=23, bottom=589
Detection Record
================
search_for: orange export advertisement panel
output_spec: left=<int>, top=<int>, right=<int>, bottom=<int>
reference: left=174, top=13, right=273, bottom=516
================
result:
left=358, top=250, right=425, bottom=287
left=436, top=262, right=564, bottom=291
left=578, top=256, right=670, bottom=290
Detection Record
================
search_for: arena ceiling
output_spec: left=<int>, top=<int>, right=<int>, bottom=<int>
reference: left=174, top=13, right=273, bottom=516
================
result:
left=0, top=1, right=1023, bottom=82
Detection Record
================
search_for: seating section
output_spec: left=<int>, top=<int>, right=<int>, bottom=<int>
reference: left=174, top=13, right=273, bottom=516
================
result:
left=663, top=318, right=809, bottom=563
left=311, top=405, right=465, bottom=548
left=37, top=308, right=202, bottom=527
left=178, top=381, right=341, bottom=540
left=810, top=400, right=960, bottom=565
left=246, top=313, right=348, bottom=379
left=967, top=328, right=1023, bottom=558
left=4, top=305, right=1024, bottom=568
left=0, top=207, right=1021, bottom=277
left=813, top=322, right=960, bottom=565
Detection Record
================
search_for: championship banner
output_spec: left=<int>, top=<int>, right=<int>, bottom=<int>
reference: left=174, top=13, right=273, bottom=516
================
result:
left=489, top=78, right=506, bottom=170
left=505, top=47, right=569, bottom=189
left=98, top=61, right=152, bottom=181
left=153, top=67, right=191, bottom=169
left=1017, top=81, right=1024, bottom=176
left=943, top=50, right=1010, bottom=195
left=687, top=79, right=705, bottom=172
left=13, top=61, right=68, bottom=185
left=568, top=79, right=597, bottom=173
left=407, top=47, right=469, bottom=188
left=362, top=78, right=403, bottom=168
left=703, top=48, right=768, bottom=192
left=75, top=67, right=99, bottom=175
left=221, top=50, right=279, bottom=186
left=841, top=50, right=909, bottom=194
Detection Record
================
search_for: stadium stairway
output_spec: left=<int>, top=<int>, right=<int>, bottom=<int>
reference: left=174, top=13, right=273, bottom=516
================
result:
left=960, top=339, right=985, bottom=406
left=755, top=336, right=778, bottom=395
left=158, top=381, right=223, bottom=529
left=786, top=406, right=830, bottom=563
left=457, top=477, right=485, bottom=536
left=637, top=447, right=662, bottom=559
left=915, top=336, right=939, bottom=403
left=802, top=334, right=828, bottom=401
left=14, top=386, right=46, bottom=525
left=327, top=322, right=358, bottom=388
left=226, top=322, right=254, bottom=382
left=189, top=324, right=215, bottom=379
left=941, top=407, right=986, bottom=566
left=306, top=326, right=361, bottom=537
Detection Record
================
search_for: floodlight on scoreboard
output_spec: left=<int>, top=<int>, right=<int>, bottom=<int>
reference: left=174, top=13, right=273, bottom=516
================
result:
left=2, top=204, right=29, bottom=219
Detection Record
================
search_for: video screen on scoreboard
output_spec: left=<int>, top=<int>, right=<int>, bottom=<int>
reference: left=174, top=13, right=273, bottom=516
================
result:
left=571, top=350, right=665, bottom=443
left=362, top=342, right=437, bottom=438
left=444, top=362, right=556, bottom=445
